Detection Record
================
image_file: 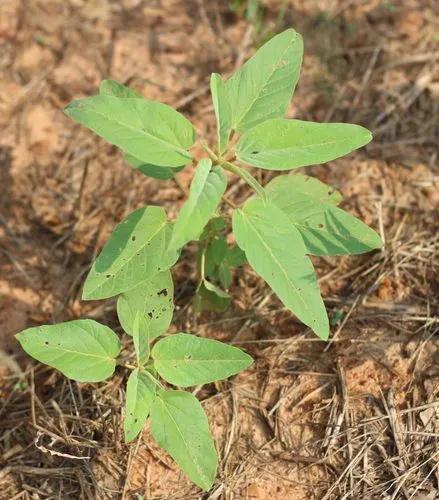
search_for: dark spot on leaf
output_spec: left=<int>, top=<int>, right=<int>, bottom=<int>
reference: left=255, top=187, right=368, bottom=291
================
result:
left=251, top=151, right=259, bottom=154
left=318, top=223, right=324, bottom=228
left=131, top=235, right=136, bottom=241
left=184, top=354, right=192, bottom=361
left=134, top=418, right=138, bottom=423
left=328, top=190, right=334, bottom=195
left=45, top=341, right=49, bottom=345
left=147, top=312, right=153, bottom=319
left=157, top=288, right=168, bottom=297
left=106, top=274, right=111, bottom=278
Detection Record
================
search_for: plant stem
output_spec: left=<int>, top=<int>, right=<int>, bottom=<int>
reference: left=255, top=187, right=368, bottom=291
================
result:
left=222, top=161, right=266, bottom=199
left=200, top=141, right=266, bottom=199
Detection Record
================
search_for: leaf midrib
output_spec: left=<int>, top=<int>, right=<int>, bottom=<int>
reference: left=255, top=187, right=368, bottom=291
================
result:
left=92, top=218, right=168, bottom=291
left=240, top=209, right=319, bottom=326
left=157, top=397, right=210, bottom=487
left=231, top=32, right=298, bottom=129
left=79, top=103, right=191, bottom=158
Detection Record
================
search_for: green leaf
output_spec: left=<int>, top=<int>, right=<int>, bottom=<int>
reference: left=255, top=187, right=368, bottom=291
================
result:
left=265, top=174, right=342, bottom=205
left=193, top=279, right=231, bottom=313
left=117, top=270, right=174, bottom=340
left=199, top=216, right=227, bottom=241
left=64, top=95, right=195, bottom=167
left=150, top=390, right=217, bottom=491
left=218, top=262, right=232, bottom=289
left=83, top=206, right=178, bottom=300
left=132, top=313, right=150, bottom=366
left=232, top=197, right=329, bottom=339
left=237, top=118, right=372, bottom=170
left=226, top=29, right=303, bottom=133
left=225, top=244, right=247, bottom=267
left=210, top=73, right=232, bottom=154
left=125, top=154, right=184, bottom=180
left=16, top=320, right=121, bottom=382
left=170, top=160, right=227, bottom=250
left=152, top=333, right=252, bottom=387
left=266, top=176, right=382, bottom=255
left=124, top=369, right=156, bottom=442
left=99, top=79, right=141, bottom=98
left=206, top=235, right=228, bottom=267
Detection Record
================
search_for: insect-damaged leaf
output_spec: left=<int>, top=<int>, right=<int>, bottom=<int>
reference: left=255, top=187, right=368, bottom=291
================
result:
left=237, top=118, right=372, bottom=170
left=266, top=175, right=382, bottom=255
left=64, top=95, right=195, bottom=167
left=232, top=197, right=329, bottom=339
left=226, top=29, right=303, bottom=133
left=170, top=159, right=227, bottom=250
left=117, top=270, right=174, bottom=340
left=16, top=320, right=121, bottom=382
left=150, top=390, right=217, bottom=491
left=210, top=73, right=232, bottom=154
left=83, top=206, right=178, bottom=300
left=124, top=369, right=156, bottom=442
left=152, top=333, right=253, bottom=387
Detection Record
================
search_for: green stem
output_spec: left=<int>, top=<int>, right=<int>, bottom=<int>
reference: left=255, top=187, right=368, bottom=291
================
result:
left=222, top=161, right=266, bottom=200
left=200, top=141, right=266, bottom=200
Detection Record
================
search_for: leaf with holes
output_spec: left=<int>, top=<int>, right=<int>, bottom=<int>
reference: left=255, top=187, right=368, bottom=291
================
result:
left=233, top=197, right=329, bottom=339
left=237, top=119, right=372, bottom=170
left=83, top=206, right=178, bottom=300
left=124, top=369, right=156, bottom=442
left=16, top=320, right=120, bottom=382
left=65, top=95, right=195, bottom=167
left=150, top=390, right=217, bottom=491
left=170, top=159, right=227, bottom=250
left=117, top=270, right=174, bottom=340
left=266, top=175, right=382, bottom=255
left=152, top=333, right=253, bottom=387
left=226, top=29, right=303, bottom=133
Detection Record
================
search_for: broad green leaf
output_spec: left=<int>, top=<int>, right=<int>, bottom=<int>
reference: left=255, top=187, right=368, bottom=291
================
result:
left=232, top=197, right=329, bottom=339
left=170, top=160, right=227, bottom=250
left=226, top=29, right=303, bottom=133
left=193, top=279, right=231, bottom=313
left=152, top=333, right=252, bottom=387
left=210, top=73, right=232, bottom=154
left=266, top=176, right=382, bottom=255
left=83, top=206, right=178, bottom=300
left=124, top=369, right=156, bottom=442
left=237, top=118, right=372, bottom=170
left=64, top=95, right=195, bottom=167
left=125, top=154, right=184, bottom=180
left=99, top=79, right=141, bottom=98
left=16, top=320, right=120, bottom=382
left=132, top=313, right=150, bottom=366
left=117, top=270, right=174, bottom=340
left=150, top=390, right=217, bottom=490
left=265, top=174, right=342, bottom=205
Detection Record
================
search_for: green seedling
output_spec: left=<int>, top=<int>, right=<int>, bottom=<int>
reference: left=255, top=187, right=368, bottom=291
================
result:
left=16, top=28, right=382, bottom=491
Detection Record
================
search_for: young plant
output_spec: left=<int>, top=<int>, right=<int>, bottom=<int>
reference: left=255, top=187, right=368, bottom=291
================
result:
left=16, top=28, right=382, bottom=491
